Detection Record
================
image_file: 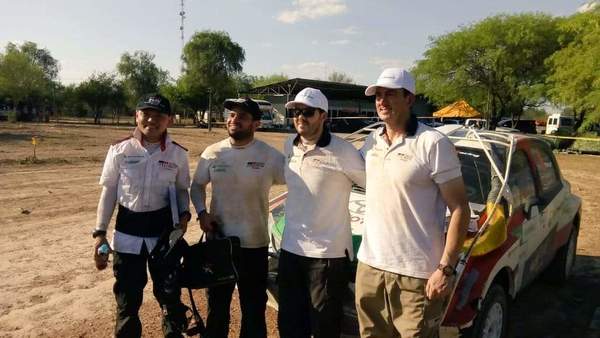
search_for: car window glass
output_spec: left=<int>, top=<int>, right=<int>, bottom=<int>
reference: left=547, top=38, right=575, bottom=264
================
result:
left=457, top=148, right=492, bottom=205
left=529, top=145, right=561, bottom=196
left=560, top=117, right=573, bottom=126
left=508, top=151, right=536, bottom=208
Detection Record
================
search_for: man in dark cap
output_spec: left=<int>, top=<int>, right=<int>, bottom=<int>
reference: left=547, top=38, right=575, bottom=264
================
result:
left=191, top=98, right=286, bottom=338
left=92, top=93, right=192, bottom=337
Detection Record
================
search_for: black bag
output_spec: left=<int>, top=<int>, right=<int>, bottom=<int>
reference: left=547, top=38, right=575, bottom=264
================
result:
left=180, top=233, right=241, bottom=289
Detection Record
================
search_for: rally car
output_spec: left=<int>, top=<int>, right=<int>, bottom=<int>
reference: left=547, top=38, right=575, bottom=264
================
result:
left=267, top=123, right=582, bottom=338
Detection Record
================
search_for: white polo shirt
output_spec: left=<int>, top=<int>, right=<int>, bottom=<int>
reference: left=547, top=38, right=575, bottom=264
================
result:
left=191, top=139, right=286, bottom=248
left=357, top=121, right=462, bottom=279
left=282, top=131, right=366, bottom=259
left=98, top=128, right=191, bottom=254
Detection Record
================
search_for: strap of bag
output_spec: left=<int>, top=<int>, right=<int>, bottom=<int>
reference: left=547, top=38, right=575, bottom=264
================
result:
left=185, top=288, right=206, bottom=336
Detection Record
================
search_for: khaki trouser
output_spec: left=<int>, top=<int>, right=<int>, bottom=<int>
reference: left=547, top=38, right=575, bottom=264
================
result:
left=355, top=262, right=445, bottom=338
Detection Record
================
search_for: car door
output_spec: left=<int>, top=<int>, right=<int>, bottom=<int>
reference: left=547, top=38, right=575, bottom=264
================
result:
left=519, top=142, right=564, bottom=285
left=507, top=149, right=542, bottom=290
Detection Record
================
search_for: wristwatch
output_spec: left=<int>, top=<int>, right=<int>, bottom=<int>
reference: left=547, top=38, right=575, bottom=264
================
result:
left=92, top=229, right=107, bottom=238
left=437, top=264, right=456, bottom=277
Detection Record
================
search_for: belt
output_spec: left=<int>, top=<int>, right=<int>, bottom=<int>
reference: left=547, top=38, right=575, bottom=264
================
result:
left=115, top=204, right=171, bottom=237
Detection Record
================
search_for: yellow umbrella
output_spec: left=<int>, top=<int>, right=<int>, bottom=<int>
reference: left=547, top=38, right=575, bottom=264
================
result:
left=433, top=100, right=482, bottom=118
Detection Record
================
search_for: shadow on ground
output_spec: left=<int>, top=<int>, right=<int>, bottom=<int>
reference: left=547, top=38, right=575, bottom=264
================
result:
left=509, top=255, right=600, bottom=338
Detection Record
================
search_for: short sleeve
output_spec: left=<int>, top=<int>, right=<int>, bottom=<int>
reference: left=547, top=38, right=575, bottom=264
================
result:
left=341, top=142, right=366, bottom=188
left=428, top=136, right=462, bottom=184
left=175, top=151, right=191, bottom=189
left=272, top=148, right=286, bottom=185
left=192, top=149, right=212, bottom=186
left=99, top=145, right=119, bottom=187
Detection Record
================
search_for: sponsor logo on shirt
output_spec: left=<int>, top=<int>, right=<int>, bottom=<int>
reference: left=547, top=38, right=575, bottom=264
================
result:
left=396, top=152, right=412, bottom=161
left=310, top=158, right=336, bottom=168
left=124, top=155, right=144, bottom=165
left=246, top=161, right=265, bottom=169
left=158, top=160, right=177, bottom=170
left=212, top=163, right=230, bottom=173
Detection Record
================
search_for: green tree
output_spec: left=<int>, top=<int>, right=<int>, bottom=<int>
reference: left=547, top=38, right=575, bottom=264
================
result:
left=413, top=14, right=561, bottom=121
left=55, top=84, right=87, bottom=117
left=0, top=47, right=47, bottom=120
left=7, top=41, right=60, bottom=81
left=328, top=71, right=353, bottom=84
left=546, top=10, right=600, bottom=130
left=77, top=72, right=120, bottom=124
left=117, top=50, right=169, bottom=107
left=181, top=30, right=245, bottom=113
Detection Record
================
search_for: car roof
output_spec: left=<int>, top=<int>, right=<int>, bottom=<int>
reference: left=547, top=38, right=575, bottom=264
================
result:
left=436, top=125, right=534, bottom=150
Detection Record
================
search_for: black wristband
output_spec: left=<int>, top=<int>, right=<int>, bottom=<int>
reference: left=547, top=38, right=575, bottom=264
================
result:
left=92, top=229, right=107, bottom=238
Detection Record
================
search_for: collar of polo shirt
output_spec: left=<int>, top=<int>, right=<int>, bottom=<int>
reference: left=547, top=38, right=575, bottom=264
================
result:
left=293, top=127, right=332, bottom=148
left=379, top=114, right=419, bottom=138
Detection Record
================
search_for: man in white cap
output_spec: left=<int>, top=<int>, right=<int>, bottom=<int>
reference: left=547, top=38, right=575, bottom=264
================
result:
left=278, top=87, right=365, bottom=338
left=355, top=68, right=470, bottom=338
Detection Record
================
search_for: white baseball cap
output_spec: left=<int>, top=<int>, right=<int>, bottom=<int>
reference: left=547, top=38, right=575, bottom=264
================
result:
left=365, top=68, right=415, bottom=96
left=285, top=87, right=328, bottom=112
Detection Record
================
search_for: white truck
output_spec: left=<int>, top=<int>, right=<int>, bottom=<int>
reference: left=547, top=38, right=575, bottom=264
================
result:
left=546, top=113, right=575, bottom=135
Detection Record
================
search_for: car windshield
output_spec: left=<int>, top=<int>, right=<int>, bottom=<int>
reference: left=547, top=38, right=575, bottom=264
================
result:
left=456, top=147, right=493, bottom=205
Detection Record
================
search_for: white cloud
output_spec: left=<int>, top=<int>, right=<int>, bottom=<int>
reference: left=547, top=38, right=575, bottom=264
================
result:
left=369, top=57, right=413, bottom=70
left=277, top=0, right=348, bottom=24
left=311, top=40, right=320, bottom=45
left=329, top=39, right=350, bottom=45
left=374, top=41, right=388, bottom=47
left=337, top=26, right=358, bottom=35
left=260, top=42, right=274, bottom=48
left=280, top=61, right=332, bottom=80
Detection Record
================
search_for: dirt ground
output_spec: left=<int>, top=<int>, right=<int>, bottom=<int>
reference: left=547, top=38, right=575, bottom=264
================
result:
left=0, top=122, right=599, bottom=338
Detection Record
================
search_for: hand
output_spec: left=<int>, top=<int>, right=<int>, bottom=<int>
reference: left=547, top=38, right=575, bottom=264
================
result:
left=93, top=235, right=111, bottom=271
left=197, top=210, right=215, bottom=233
left=425, top=268, right=453, bottom=300
left=179, top=212, right=191, bottom=233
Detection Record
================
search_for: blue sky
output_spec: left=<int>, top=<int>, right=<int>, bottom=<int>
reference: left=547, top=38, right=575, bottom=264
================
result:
left=0, top=0, right=587, bottom=85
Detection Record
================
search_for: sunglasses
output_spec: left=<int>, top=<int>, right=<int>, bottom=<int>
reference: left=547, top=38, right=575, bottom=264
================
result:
left=291, top=107, right=319, bottom=118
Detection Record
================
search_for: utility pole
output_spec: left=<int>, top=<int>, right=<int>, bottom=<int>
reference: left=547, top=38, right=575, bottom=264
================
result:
left=179, top=0, right=186, bottom=122
left=179, top=0, right=186, bottom=75
left=208, top=88, right=212, bottom=132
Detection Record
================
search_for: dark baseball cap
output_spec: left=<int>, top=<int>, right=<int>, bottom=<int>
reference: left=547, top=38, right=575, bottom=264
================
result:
left=136, top=93, right=172, bottom=115
left=223, top=98, right=262, bottom=120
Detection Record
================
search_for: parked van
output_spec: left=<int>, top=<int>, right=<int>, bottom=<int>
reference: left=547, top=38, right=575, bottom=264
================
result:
left=222, top=99, right=274, bottom=129
left=546, top=114, right=575, bottom=135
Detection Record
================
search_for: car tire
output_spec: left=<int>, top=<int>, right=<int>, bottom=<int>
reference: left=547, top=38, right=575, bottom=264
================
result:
left=544, top=225, right=578, bottom=284
left=459, top=283, right=508, bottom=338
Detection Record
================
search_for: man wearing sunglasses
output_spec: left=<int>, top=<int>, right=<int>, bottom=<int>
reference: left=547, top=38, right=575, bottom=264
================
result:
left=277, top=87, right=365, bottom=338
left=190, top=98, right=286, bottom=338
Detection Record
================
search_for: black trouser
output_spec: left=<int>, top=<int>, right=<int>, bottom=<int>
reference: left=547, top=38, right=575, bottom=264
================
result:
left=277, top=249, right=349, bottom=338
left=205, top=246, right=269, bottom=338
left=112, top=243, right=187, bottom=338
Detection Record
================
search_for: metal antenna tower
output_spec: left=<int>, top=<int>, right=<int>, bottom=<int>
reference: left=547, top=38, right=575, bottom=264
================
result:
left=179, top=0, right=186, bottom=74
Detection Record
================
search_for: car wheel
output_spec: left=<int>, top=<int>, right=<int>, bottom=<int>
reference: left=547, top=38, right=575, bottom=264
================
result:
left=460, top=283, right=508, bottom=338
left=544, top=225, right=578, bottom=284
